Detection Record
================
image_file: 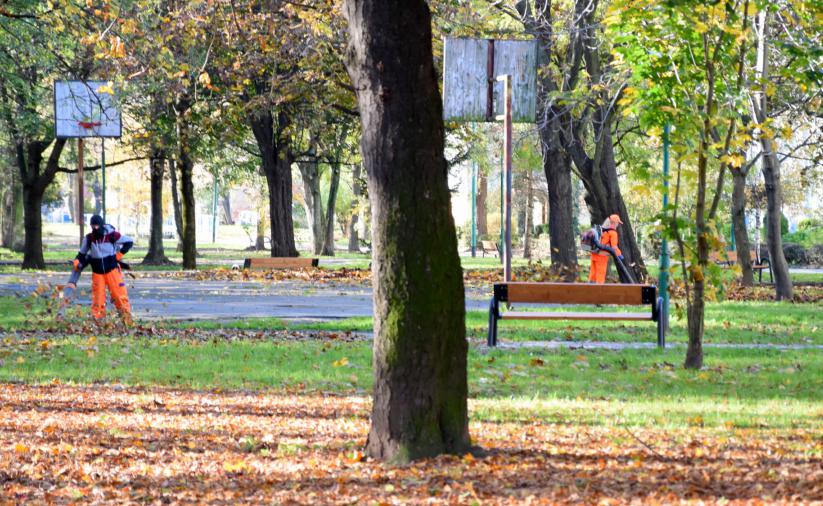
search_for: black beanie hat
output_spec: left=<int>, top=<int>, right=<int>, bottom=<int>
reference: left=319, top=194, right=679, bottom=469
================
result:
left=90, top=215, right=104, bottom=227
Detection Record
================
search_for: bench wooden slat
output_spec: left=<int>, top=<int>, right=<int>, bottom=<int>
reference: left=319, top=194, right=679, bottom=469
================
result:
left=504, top=282, right=648, bottom=305
left=244, top=257, right=319, bottom=269
left=502, top=311, right=653, bottom=321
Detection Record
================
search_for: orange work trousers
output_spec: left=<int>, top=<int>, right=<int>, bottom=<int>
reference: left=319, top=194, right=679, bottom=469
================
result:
left=588, top=253, right=610, bottom=284
left=91, top=268, right=131, bottom=320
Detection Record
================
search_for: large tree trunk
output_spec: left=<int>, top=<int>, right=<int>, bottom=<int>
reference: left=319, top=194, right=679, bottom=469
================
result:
left=731, top=168, right=754, bottom=286
left=19, top=138, right=67, bottom=269
left=753, top=10, right=792, bottom=300
left=143, top=151, right=170, bottom=265
left=175, top=99, right=197, bottom=270
left=250, top=110, right=298, bottom=257
left=168, top=158, right=184, bottom=251
left=761, top=148, right=792, bottom=299
left=347, top=163, right=362, bottom=252
left=540, top=128, right=577, bottom=277
left=321, top=163, right=341, bottom=256
left=21, top=184, right=45, bottom=269
left=344, top=0, right=470, bottom=463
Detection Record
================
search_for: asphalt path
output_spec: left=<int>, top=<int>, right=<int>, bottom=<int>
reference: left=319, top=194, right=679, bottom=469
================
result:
left=0, top=272, right=491, bottom=322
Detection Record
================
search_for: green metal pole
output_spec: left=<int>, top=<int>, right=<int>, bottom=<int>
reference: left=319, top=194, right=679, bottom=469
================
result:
left=659, top=124, right=671, bottom=333
left=101, top=139, right=106, bottom=222
left=211, top=174, right=218, bottom=244
left=471, top=162, right=477, bottom=257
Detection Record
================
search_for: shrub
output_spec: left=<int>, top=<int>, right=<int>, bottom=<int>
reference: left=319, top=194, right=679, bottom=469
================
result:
left=807, top=244, right=823, bottom=266
left=782, top=243, right=808, bottom=265
left=798, top=218, right=822, bottom=231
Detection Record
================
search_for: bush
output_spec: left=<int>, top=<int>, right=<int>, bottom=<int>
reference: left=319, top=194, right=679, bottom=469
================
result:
left=782, top=243, right=808, bottom=265
left=783, top=226, right=823, bottom=248
left=807, top=244, right=823, bottom=266
left=798, top=218, right=822, bottom=231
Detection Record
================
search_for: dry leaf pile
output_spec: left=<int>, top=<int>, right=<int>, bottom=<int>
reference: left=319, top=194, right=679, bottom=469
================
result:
left=1, top=384, right=821, bottom=504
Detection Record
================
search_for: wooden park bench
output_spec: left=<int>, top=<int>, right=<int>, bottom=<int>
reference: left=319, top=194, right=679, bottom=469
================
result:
left=488, top=282, right=665, bottom=348
left=243, top=257, right=319, bottom=270
left=481, top=240, right=499, bottom=258
left=710, top=249, right=772, bottom=283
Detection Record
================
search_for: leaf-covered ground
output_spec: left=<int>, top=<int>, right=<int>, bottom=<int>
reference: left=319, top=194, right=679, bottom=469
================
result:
left=2, top=384, right=821, bottom=505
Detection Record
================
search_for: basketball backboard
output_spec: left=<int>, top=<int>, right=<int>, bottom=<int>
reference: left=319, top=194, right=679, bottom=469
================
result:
left=54, top=80, right=122, bottom=138
left=443, top=38, right=537, bottom=123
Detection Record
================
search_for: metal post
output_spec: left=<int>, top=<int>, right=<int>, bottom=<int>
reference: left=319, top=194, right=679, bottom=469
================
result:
left=211, top=174, right=218, bottom=244
left=77, top=138, right=85, bottom=245
left=101, top=139, right=106, bottom=222
left=497, top=74, right=513, bottom=282
left=471, top=161, right=477, bottom=257
left=659, top=124, right=671, bottom=332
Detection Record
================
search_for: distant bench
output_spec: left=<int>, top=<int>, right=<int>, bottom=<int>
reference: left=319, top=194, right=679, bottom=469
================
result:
left=481, top=240, right=499, bottom=257
left=488, top=282, right=665, bottom=348
left=709, top=249, right=772, bottom=283
left=243, top=257, right=319, bottom=270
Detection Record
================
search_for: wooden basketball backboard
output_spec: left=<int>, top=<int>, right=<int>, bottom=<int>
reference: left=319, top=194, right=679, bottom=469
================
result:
left=443, top=38, right=537, bottom=123
left=54, top=81, right=122, bottom=138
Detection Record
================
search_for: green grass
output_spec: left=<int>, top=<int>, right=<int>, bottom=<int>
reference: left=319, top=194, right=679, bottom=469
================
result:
left=1, top=337, right=820, bottom=429
left=178, top=302, right=823, bottom=345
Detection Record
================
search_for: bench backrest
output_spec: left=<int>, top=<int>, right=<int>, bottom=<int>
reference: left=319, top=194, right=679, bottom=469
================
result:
left=244, top=257, right=319, bottom=269
left=481, top=240, right=497, bottom=251
left=495, top=282, right=656, bottom=306
left=711, top=250, right=760, bottom=263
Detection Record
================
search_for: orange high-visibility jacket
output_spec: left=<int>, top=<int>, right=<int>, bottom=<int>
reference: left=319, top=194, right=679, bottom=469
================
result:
left=596, top=228, right=622, bottom=257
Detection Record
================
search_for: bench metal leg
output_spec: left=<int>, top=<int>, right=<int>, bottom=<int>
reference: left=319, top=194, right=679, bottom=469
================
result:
left=656, top=296, right=666, bottom=349
left=487, top=296, right=499, bottom=347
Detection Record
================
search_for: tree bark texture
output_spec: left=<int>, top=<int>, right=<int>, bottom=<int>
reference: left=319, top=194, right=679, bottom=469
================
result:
left=344, top=0, right=470, bottom=463
left=731, top=169, right=754, bottom=286
left=298, top=159, right=324, bottom=255
left=250, top=109, right=298, bottom=257
left=540, top=125, right=577, bottom=276
left=143, top=152, right=170, bottom=265
left=347, top=164, right=362, bottom=252
left=168, top=158, right=184, bottom=251
left=753, top=10, right=792, bottom=300
left=476, top=172, right=488, bottom=236
left=175, top=100, right=197, bottom=269
left=761, top=146, right=792, bottom=299
left=18, top=138, right=67, bottom=269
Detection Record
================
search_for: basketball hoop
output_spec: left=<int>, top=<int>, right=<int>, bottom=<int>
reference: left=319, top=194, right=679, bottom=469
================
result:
left=77, top=120, right=102, bottom=130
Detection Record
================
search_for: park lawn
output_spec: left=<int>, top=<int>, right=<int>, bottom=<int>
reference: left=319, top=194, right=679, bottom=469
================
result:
left=182, top=301, right=823, bottom=345
left=0, top=333, right=821, bottom=431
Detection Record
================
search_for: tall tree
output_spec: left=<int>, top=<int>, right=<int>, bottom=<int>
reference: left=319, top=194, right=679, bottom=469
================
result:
left=344, top=0, right=470, bottom=462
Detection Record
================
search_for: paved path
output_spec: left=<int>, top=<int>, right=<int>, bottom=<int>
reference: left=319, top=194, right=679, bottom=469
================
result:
left=0, top=273, right=491, bottom=322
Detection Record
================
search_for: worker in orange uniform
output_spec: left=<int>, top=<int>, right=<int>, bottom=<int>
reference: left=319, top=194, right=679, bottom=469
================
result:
left=68, top=215, right=134, bottom=324
left=588, top=214, right=624, bottom=284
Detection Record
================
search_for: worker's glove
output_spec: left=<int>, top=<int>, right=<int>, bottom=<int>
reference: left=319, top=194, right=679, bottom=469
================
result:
left=618, top=255, right=625, bottom=261
left=115, top=252, right=124, bottom=261
left=72, top=259, right=81, bottom=271
left=65, top=282, right=76, bottom=290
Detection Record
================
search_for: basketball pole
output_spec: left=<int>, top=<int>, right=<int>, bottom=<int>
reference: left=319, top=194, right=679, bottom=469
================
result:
left=497, top=74, right=513, bottom=282
left=101, top=138, right=106, bottom=223
left=77, top=138, right=85, bottom=246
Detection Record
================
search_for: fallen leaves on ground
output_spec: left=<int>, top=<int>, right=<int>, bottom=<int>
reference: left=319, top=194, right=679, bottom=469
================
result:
left=1, top=384, right=821, bottom=504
